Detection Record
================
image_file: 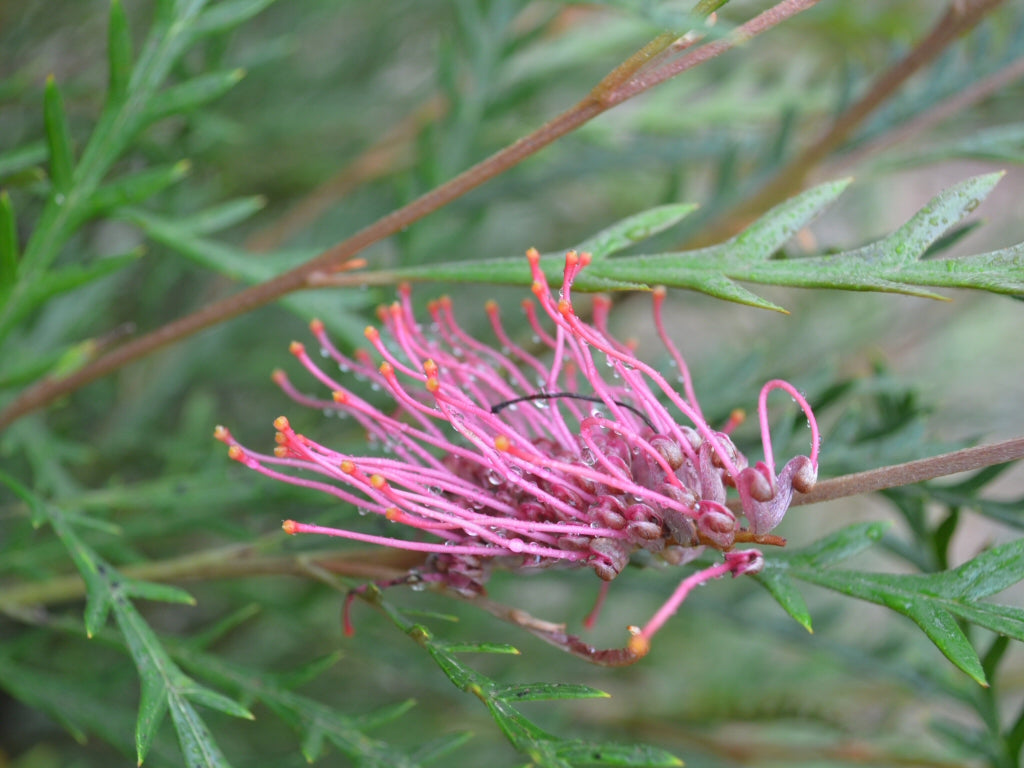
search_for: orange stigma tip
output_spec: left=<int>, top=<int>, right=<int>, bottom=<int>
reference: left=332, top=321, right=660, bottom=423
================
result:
left=627, top=630, right=650, bottom=659
left=385, top=507, right=402, bottom=521
left=340, top=460, right=356, bottom=474
left=398, top=281, right=410, bottom=293
left=282, top=520, right=299, bottom=535
left=227, top=445, right=243, bottom=460
left=309, top=319, right=324, bottom=334
left=378, top=361, right=394, bottom=377
left=273, top=446, right=288, bottom=458
left=369, top=474, right=386, bottom=489
left=439, top=296, right=451, bottom=308
left=273, top=416, right=290, bottom=431
left=364, top=326, right=379, bottom=340
left=565, top=250, right=578, bottom=265
left=274, top=432, right=286, bottom=444
left=289, top=341, right=304, bottom=355
left=526, top=247, right=540, bottom=261
left=271, top=369, right=286, bottom=383
left=427, top=299, right=439, bottom=312
left=494, top=435, right=511, bottom=451
left=485, top=300, right=498, bottom=312
left=557, top=299, right=572, bottom=316
left=579, top=252, right=592, bottom=266
left=652, top=286, right=667, bottom=298
left=389, top=303, right=401, bottom=317
left=213, top=425, right=228, bottom=440
left=425, top=377, right=440, bottom=393
left=423, top=359, right=438, bottom=376
left=332, top=390, right=348, bottom=403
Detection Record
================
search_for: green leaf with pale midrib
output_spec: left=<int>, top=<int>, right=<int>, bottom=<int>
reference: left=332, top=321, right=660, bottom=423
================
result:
left=376, top=173, right=1023, bottom=311
left=784, top=539, right=1024, bottom=685
left=0, top=469, right=252, bottom=767
left=376, top=599, right=682, bottom=767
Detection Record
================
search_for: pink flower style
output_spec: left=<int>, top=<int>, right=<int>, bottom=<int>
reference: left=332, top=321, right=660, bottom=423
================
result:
left=215, top=249, right=819, bottom=660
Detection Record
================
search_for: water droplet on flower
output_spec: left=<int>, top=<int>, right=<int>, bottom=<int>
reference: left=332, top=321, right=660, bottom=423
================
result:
left=507, top=538, right=525, bottom=553
left=485, top=469, right=504, bottom=486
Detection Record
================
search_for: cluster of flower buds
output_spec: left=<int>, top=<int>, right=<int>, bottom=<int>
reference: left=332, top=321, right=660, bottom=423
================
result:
left=216, top=249, right=819, bottom=656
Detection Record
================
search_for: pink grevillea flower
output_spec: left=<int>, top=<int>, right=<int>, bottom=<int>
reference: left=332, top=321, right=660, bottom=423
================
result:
left=215, top=249, right=819, bottom=658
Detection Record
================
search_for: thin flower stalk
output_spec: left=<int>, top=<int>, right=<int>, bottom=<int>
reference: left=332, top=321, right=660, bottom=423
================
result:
left=215, top=250, right=820, bottom=658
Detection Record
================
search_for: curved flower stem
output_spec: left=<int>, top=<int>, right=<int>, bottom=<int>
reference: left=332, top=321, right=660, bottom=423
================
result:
left=0, top=0, right=822, bottom=432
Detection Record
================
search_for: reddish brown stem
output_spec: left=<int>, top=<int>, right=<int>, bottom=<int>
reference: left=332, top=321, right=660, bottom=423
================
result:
left=791, top=436, right=1024, bottom=508
left=0, top=0, right=822, bottom=432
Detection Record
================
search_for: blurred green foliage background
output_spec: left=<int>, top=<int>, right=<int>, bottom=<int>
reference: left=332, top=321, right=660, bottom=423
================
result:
left=2, top=1, right=1024, bottom=766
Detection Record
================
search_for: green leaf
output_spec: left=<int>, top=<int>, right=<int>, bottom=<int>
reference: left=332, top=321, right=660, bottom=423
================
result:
left=194, top=0, right=279, bottom=36
left=376, top=597, right=682, bottom=767
left=9, top=485, right=250, bottom=765
left=411, top=731, right=475, bottom=765
left=752, top=569, right=813, bottom=632
left=120, top=208, right=371, bottom=345
left=85, top=161, right=191, bottom=216
left=554, top=741, right=684, bottom=767
left=43, top=76, right=74, bottom=194
left=0, top=141, right=47, bottom=182
left=107, top=0, right=134, bottom=102
left=575, top=203, right=698, bottom=261
left=0, top=192, right=18, bottom=289
left=787, top=539, right=1024, bottom=685
left=773, top=521, right=891, bottom=569
left=175, top=196, right=267, bottom=235
left=28, top=250, right=142, bottom=304
left=175, top=646, right=423, bottom=766
left=756, top=523, right=890, bottom=632
left=494, top=682, right=610, bottom=702
left=372, top=174, right=1024, bottom=310
left=143, top=69, right=247, bottom=124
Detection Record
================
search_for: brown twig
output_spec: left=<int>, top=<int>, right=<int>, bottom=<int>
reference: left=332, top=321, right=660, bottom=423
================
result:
left=693, top=0, right=1008, bottom=246
left=0, top=0, right=823, bottom=432
left=790, top=436, right=1024, bottom=508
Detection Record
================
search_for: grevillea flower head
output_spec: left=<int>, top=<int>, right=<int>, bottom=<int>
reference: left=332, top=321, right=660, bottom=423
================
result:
left=216, top=249, right=820, bottom=658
